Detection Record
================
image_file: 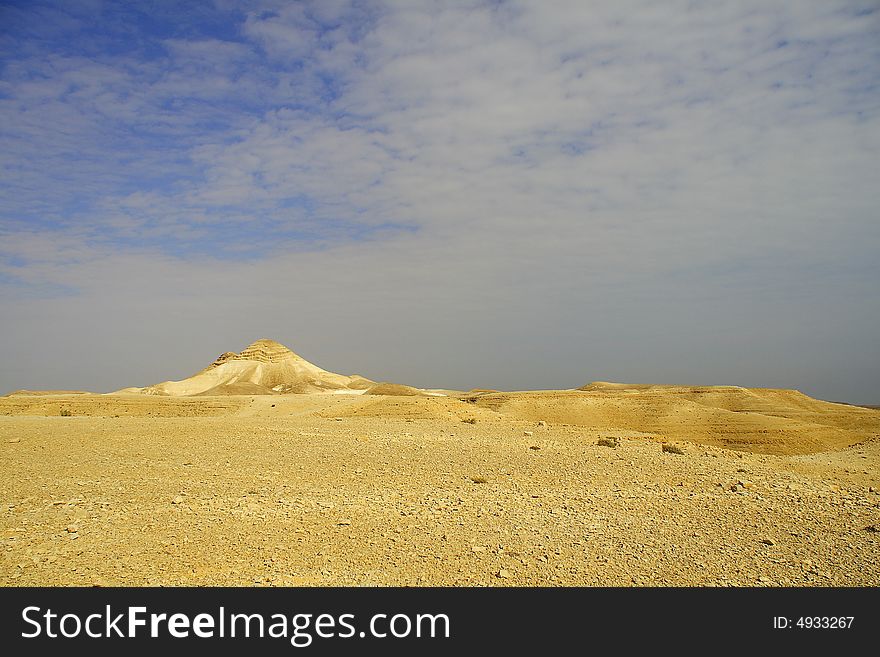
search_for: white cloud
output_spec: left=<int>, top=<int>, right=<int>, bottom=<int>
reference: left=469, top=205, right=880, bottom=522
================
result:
left=1, top=0, right=878, bottom=401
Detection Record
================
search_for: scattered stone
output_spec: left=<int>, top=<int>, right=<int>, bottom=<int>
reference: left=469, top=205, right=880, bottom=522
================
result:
left=3, top=378, right=876, bottom=587
left=8, top=438, right=20, bottom=443
left=523, top=431, right=534, bottom=437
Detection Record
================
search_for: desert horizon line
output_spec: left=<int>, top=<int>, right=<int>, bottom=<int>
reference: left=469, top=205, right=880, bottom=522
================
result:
left=3, top=336, right=875, bottom=407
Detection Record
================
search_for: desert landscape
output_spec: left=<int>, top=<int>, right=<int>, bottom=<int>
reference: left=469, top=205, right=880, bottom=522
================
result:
left=2, top=339, right=878, bottom=587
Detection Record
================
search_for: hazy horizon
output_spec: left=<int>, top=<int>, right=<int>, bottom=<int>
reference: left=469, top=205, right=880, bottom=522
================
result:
left=2, top=1, right=878, bottom=404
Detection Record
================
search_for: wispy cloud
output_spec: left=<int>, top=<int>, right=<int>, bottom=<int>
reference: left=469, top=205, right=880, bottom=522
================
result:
left=1, top=1, right=878, bottom=401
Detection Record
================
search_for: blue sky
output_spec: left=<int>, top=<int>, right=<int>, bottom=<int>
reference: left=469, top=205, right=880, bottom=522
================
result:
left=1, top=1, right=879, bottom=402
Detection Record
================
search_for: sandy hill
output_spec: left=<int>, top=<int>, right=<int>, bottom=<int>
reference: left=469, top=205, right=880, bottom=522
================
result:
left=124, top=339, right=376, bottom=396
left=364, top=383, right=427, bottom=396
left=464, top=383, right=880, bottom=454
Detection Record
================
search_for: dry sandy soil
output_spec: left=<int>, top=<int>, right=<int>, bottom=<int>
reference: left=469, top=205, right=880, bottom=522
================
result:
left=2, top=388, right=879, bottom=586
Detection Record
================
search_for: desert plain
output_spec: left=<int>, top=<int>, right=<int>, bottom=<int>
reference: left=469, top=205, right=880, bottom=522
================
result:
left=2, top=340, right=879, bottom=586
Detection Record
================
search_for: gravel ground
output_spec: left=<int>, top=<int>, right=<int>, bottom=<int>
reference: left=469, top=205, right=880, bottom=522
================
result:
left=2, top=395, right=878, bottom=587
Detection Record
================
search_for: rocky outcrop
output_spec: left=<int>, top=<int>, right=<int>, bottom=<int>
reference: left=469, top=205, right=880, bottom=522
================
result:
left=128, top=339, right=376, bottom=396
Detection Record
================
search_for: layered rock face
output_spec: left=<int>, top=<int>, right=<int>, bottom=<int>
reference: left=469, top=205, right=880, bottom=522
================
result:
left=209, top=339, right=297, bottom=366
